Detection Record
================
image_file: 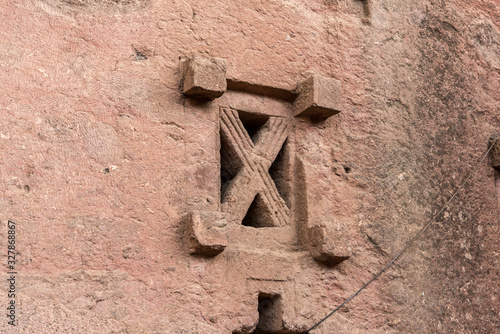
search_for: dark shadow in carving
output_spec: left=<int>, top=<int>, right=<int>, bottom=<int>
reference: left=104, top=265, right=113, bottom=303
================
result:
left=237, top=110, right=270, bottom=144
left=231, top=292, right=303, bottom=334
left=242, top=194, right=275, bottom=228
left=252, top=293, right=284, bottom=334
left=269, top=140, right=291, bottom=207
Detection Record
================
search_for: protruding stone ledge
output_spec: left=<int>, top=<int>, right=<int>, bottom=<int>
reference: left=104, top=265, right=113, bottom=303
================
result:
left=185, top=210, right=228, bottom=256
left=294, top=75, right=342, bottom=121
left=180, top=57, right=344, bottom=124
left=490, top=137, right=500, bottom=169
left=182, top=57, right=227, bottom=100
left=306, top=221, right=352, bottom=265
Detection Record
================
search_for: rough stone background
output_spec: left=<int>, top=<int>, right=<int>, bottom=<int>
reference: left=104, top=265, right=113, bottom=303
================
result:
left=0, top=0, right=499, bottom=333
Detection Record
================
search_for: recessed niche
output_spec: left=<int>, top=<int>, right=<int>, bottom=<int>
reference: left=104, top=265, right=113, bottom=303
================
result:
left=252, top=293, right=284, bottom=334
left=242, top=194, right=276, bottom=228
left=231, top=292, right=301, bottom=334
left=237, top=110, right=270, bottom=144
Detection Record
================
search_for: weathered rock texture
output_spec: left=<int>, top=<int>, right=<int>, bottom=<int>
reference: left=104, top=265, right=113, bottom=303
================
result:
left=0, top=0, right=499, bottom=333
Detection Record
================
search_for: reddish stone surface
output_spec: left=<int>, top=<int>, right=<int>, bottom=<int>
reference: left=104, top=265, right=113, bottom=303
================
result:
left=0, top=0, right=498, bottom=333
left=182, top=57, right=227, bottom=100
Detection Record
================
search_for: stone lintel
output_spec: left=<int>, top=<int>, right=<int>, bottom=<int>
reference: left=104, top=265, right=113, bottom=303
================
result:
left=185, top=210, right=228, bottom=256
left=294, top=75, right=342, bottom=121
left=306, top=222, right=351, bottom=265
left=183, top=57, right=227, bottom=99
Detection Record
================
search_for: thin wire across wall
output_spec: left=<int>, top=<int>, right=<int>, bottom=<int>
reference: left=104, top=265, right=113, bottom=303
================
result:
left=303, top=137, right=499, bottom=333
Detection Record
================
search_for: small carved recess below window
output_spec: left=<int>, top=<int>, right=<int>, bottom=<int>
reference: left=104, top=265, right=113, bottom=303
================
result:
left=253, top=293, right=284, bottom=334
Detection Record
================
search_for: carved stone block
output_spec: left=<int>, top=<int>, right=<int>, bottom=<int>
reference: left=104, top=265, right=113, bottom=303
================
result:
left=294, top=75, right=342, bottom=121
left=183, top=57, right=227, bottom=99
left=306, top=222, right=351, bottom=265
left=490, top=137, right=500, bottom=169
left=185, top=210, right=228, bottom=256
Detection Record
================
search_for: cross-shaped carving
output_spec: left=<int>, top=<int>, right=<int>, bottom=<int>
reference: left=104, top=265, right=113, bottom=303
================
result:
left=219, top=107, right=290, bottom=227
left=183, top=57, right=349, bottom=265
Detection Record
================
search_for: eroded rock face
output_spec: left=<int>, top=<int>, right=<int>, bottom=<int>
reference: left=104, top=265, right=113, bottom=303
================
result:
left=0, top=0, right=498, bottom=333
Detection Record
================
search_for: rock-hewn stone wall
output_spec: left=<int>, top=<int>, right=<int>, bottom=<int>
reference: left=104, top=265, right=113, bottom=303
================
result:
left=0, top=0, right=498, bottom=333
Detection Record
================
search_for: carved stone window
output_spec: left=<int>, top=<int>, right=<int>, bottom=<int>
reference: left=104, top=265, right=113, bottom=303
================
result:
left=181, top=55, right=351, bottom=333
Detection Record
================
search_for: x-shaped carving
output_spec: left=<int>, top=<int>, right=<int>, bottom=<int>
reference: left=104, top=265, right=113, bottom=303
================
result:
left=220, top=108, right=290, bottom=227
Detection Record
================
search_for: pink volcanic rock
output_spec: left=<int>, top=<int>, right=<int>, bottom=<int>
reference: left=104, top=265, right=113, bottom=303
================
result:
left=0, top=0, right=498, bottom=333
